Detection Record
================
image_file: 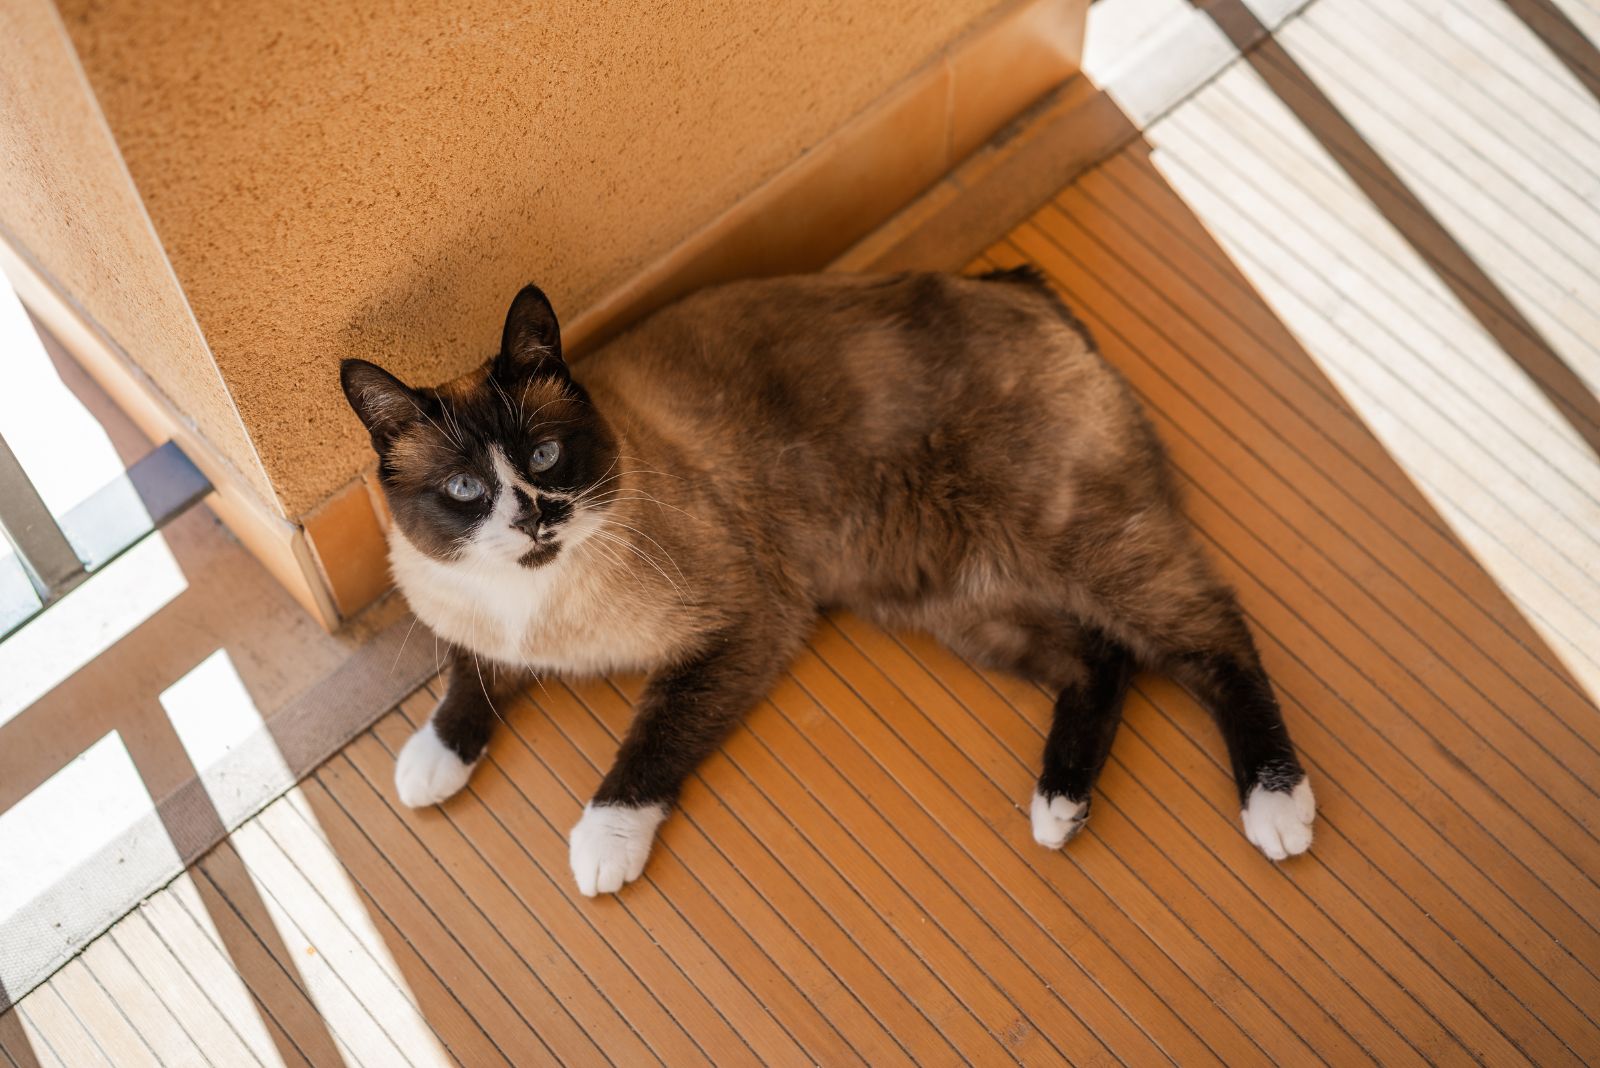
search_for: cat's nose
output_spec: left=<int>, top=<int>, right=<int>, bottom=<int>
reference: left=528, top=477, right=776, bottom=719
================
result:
left=513, top=508, right=541, bottom=539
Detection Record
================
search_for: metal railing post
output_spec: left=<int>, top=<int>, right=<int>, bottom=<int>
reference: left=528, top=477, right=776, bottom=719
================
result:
left=0, top=433, right=84, bottom=600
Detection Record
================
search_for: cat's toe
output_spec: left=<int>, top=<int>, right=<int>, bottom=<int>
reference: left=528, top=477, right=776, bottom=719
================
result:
left=1031, top=789, right=1089, bottom=849
left=1241, top=777, right=1315, bottom=860
left=569, top=803, right=668, bottom=897
left=394, top=723, right=476, bottom=808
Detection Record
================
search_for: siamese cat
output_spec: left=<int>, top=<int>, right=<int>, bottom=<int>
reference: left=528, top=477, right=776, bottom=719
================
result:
left=341, top=269, right=1313, bottom=897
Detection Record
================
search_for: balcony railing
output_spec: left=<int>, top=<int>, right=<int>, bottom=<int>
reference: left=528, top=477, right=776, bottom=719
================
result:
left=0, top=435, right=209, bottom=640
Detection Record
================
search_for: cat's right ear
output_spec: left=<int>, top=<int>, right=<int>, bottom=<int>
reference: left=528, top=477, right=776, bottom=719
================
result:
left=341, top=359, right=422, bottom=450
left=496, top=284, right=567, bottom=382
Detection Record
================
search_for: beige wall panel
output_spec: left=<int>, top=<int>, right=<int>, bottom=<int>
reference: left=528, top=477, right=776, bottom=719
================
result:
left=59, top=0, right=1019, bottom=516
left=0, top=0, right=275, bottom=509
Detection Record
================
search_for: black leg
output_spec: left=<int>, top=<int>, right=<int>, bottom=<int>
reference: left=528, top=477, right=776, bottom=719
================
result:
left=571, top=620, right=808, bottom=895
left=1165, top=625, right=1315, bottom=861
left=593, top=640, right=778, bottom=808
left=1072, top=546, right=1315, bottom=860
left=435, top=647, right=528, bottom=761
left=394, top=646, right=525, bottom=808
left=1032, top=629, right=1135, bottom=848
left=1170, top=643, right=1302, bottom=802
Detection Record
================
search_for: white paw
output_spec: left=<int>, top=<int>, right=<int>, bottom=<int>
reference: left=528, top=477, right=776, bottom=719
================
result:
left=569, top=803, right=668, bottom=897
left=394, top=722, right=476, bottom=808
left=1241, top=778, right=1315, bottom=860
left=1031, top=789, right=1089, bottom=849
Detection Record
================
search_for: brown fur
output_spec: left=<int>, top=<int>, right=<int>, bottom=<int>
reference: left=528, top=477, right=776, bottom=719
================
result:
left=574, top=271, right=1230, bottom=668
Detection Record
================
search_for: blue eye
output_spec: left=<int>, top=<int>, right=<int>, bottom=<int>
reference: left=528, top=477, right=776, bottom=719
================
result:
left=529, top=440, right=561, bottom=473
left=445, top=473, right=486, bottom=501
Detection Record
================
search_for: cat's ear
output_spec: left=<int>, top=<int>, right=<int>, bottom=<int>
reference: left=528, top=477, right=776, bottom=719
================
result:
left=341, top=359, right=423, bottom=449
left=496, top=284, right=566, bottom=381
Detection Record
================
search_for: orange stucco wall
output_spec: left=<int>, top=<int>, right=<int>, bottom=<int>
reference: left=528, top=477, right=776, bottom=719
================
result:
left=0, top=0, right=277, bottom=509
left=54, top=0, right=1038, bottom=516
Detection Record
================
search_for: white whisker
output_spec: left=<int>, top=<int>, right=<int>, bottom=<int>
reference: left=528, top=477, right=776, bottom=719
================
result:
left=595, top=517, right=689, bottom=585
left=591, top=527, right=688, bottom=603
left=391, top=614, right=423, bottom=676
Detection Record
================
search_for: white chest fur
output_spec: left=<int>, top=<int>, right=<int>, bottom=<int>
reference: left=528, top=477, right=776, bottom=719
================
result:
left=388, top=526, right=680, bottom=677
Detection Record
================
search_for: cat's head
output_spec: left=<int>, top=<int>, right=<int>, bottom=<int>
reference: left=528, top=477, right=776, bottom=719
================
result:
left=340, top=284, right=619, bottom=570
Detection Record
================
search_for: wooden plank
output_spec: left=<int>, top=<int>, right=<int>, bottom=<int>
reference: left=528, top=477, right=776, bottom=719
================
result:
left=107, top=907, right=264, bottom=1067
left=0, top=1025, right=22, bottom=1068
left=530, top=678, right=978, bottom=1064
left=33, top=959, right=159, bottom=1068
left=339, top=721, right=663, bottom=1068
left=74, top=931, right=215, bottom=1066
left=402, top=686, right=883, bottom=1068
left=1297, top=6, right=1600, bottom=281
left=254, top=796, right=512, bottom=1068
left=855, top=619, right=1533, bottom=1064
left=1256, top=23, right=1600, bottom=361
left=1148, top=110, right=1600, bottom=589
left=287, top=775, right=553, bottom=1062
left=1126, top=681, right=1579, bottom=1065
left=1438, top=0, right=1600, bottom=111
left=0, top=1006, right=65, bottom=1068
left=492, top=685, right=924, bottom=1065
left=1165, top=83, right=1600, bottom=470
left=382, top=690, right=729, bottom=1068
left=798, top=623, right=1395, bottom=1065
left=1185, top=59, right=1600, bottom=444
left=218, top=817, right=449, bottom=1068
left=9, top=989, right=110, bottom=1068
left=1109, top=700, right=1541, bottom=1064
left=185, top=834, right=357, bottom=1068
left=755, top=648, right=1271, bottom=1066
left=903, top=624, right=1550, bottom=1065
left=1132, top=141, right=1600, bottom=681
left=1187, top=62, right=1600, bottom=481
left=1344, top=0, right=1600, bottom=207
left=137, top=879, right=316, bottom=1068
left=659, top=700, right=1095, bottom=1066
left=312, top=748, right=602, bottom=1066
left=1059, top=158, right=1590, bottom=731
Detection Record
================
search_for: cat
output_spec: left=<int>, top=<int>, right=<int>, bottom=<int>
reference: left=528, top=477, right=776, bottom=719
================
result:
left=340, top=269, right=1314, bottom=897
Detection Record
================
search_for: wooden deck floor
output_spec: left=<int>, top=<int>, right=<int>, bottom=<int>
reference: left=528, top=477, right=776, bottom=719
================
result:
left=5, top=0, right=1600, bottom=1064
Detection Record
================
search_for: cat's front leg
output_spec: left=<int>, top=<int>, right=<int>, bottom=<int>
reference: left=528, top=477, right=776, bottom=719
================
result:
left=395, top=646, right=525, bottom=808
left=570, top=625, right=802, bottom=896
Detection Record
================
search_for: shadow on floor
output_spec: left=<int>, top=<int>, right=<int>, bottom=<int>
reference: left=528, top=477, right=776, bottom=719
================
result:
left=1498, top=0, right=1600, bottom=102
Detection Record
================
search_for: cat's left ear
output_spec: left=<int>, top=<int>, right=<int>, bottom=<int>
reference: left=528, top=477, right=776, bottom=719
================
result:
left=496, top=283, right=567, bottom=381
left=341, top=359, right=424, bottom=451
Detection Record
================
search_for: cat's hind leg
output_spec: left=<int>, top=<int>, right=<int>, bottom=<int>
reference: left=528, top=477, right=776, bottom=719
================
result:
left=1032, top=628, right=1136, bottom=848
left=944, top=616, right=1135, bottom=849
left=1074, top=548, right=1314, bottom=860
left=1164, top=627, right=1314, bottom=860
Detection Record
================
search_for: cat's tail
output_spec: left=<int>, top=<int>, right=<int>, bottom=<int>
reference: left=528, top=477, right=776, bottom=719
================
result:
left=975, top=264, right=1095, bottom=345
left=975, top=264, right=1051, bottom=290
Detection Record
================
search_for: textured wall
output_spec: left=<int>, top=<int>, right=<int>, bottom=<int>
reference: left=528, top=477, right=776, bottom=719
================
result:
left=57, top=0, right=1016, bottom=517
left=0, top=0, right=275, bottom=509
